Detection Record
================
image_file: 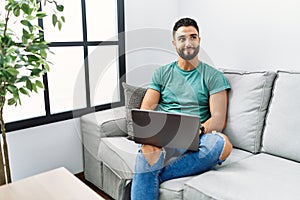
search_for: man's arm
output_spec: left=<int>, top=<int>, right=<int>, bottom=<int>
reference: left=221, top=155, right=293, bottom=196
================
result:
left=202, top=90, right=228, bottom=133
left=139, top=88, right=162, bottom=166
left=140, top=88, right=161, bottom=110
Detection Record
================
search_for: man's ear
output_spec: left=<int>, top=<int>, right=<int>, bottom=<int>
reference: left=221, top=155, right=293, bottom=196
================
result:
left=172, top=40, right=176, bottom=47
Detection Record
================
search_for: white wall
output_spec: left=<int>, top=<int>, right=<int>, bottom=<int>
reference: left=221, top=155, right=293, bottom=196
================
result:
left=124, top=0, right=180, bottom=86
left=7, top=118, right=83, bottom=181
left=178, top=0, right=300, bottom=71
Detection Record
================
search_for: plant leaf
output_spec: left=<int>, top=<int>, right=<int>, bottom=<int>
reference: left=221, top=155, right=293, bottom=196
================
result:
left=26, top=80, right=33, bottom=91
left=56, top=5, right=64, bottom=12
left=32, top=82, right=38, bottom=93
left=7, top=68, right=19, bottom=76
left=27, top=54, right=40, bottom=62
left=17, top=76, right=28, bottom=83
left=19, top=87, right=30, bottom=96
left=43, top=62, right=50, bottom=71
left=8, top=98, right=16, bottom=106
left=31, top=68, right=42, bottom=76
left=35, top=80, right=44, bottom=89
left=21, top=4, right=30, bottom=15
left=12, top=91, right=21, bottom=105
left=58, top=21, right=62, bottom=30
left=13, top=8, right=20, bottom=17
left=7, top=85, right=17, bottom=93
left=52, top=14, right=58, bottom=27
left=36, top=12, right=47, bottom=18
left=21, top=20, right=34, bottom=32
left=40, top=49, right=47, bottom=58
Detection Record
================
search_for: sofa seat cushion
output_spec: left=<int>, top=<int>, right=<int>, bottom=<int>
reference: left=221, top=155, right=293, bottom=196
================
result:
left=183, top=153, right=300, bottom=200
left=262, top=71, right=300, bottom=162
left=160, top=176, right=194, bottom=200
left=99, top=137, right=138, bottom=179
left=99, top=137, right=253, bottom=199
left=214, top=147, right=253, bottom=169
left=159, top=148, right=253, bottom=200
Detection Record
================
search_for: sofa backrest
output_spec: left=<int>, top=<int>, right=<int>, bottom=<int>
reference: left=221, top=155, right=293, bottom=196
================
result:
left=221, top=69, right=277, bottom=153
left=261, top=71, right=300, bottom=162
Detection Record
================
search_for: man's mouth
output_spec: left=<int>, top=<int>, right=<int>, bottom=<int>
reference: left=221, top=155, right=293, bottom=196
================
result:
left=185, top=48, right=195, bottom=53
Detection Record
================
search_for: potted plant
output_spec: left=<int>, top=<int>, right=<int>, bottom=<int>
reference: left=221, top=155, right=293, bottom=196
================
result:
left=0, top=0, right=64, bottom=184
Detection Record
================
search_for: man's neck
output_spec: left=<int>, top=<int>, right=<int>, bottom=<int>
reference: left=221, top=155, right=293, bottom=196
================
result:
left=177, top=57, right=199, bottom=71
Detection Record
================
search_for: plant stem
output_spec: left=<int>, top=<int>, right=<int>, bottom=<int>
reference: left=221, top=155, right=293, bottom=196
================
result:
left=1, top=7, right=11, bottom=56
left=3, top=9, right=11, bottom=37
left=0, top=98, right=11, bottom=183
left=0, top=135, right=5, bottom=185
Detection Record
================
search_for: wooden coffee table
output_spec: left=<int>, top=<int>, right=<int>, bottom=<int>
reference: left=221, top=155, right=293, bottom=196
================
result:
left=0, top=167, right=104, bottom=200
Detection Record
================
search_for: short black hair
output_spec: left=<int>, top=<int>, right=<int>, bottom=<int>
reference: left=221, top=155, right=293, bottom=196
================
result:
left=173, top=18, right=199, bottom=37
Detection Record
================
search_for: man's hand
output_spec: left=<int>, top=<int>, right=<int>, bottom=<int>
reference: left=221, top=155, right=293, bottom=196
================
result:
left=201, top=119, right=211, bottom=134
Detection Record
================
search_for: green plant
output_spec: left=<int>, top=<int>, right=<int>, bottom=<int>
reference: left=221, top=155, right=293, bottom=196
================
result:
left=0, top=0, right=64, bottom=184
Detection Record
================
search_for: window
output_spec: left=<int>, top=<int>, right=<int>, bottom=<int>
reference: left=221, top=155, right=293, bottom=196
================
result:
left=5, top=0, right=125, bottom=131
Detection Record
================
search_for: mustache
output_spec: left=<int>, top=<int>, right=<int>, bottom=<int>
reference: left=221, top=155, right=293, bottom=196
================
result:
left=183, top=47, right=196, bottom=50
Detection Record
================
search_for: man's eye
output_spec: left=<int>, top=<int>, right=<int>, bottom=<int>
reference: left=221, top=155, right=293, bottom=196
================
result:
left=179, top=38, right=185, bottom=42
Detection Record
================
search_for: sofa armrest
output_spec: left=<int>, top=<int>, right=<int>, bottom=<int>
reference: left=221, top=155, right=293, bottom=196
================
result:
left=81, top=106, right=127, bottom=157
left=81, top=106, right=127, bottom=138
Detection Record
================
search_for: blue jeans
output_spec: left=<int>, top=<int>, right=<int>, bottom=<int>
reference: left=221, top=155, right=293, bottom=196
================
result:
left=131, top=133, right=226, bottom=200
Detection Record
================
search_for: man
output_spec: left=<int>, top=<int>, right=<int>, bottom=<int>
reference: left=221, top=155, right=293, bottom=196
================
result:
left=131, top=18, right=233, bottom=200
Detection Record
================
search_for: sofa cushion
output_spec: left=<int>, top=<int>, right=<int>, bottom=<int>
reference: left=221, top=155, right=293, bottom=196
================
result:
left=99, top=136, right=253, bottom=200
left=221, top=69, right=277, bottom=153
left=99, top=137, right=138, bottom=179
left=159, top=148, right=253, bottom=200
left=81, top=106, right=127, bottom=156
left=122, top=82, right=147, bottom=138
left=262, top=71, right=300, bottom=162
left=184, top=153, right=300, bottom=200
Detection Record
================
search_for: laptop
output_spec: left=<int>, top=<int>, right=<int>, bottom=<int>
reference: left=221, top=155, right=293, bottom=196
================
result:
left=131, top=109, right=201, bottom=151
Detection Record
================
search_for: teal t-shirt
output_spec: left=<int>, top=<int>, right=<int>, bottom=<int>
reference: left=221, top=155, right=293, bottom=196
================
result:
left=148, top=61, right=230, bottom=123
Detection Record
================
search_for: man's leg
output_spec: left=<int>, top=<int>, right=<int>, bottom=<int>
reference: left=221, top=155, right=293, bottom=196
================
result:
left=131, top=145, right=164, bottom=200
left=160, top=133, right=232, bottom=182
left=131, top=133, right=232, bottom=199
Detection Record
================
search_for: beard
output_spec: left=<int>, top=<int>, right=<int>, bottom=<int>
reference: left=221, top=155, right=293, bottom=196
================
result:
left=176, top=46, right=200, bottom=60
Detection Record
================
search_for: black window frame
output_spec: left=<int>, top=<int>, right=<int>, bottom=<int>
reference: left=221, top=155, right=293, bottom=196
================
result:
left=6, top=0, right=126, bottom=132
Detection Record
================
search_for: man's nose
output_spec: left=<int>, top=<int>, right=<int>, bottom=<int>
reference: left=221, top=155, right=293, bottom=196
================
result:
left=185, top=40, right=193, bottom=47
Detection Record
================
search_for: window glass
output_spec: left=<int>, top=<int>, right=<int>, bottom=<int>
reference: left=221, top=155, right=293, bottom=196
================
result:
left=47, top=47, right=87, bottom=114
left=2, top=0, right=123, bottom=129
left=4, top=84, right=45, bottom=123
left=0, top=4, right=38, bottom=42
left=42, top=0, right=83, bottom=42
left=88, top=46, right=120, bottom=106
left=85, top=0, right=118, bottom=41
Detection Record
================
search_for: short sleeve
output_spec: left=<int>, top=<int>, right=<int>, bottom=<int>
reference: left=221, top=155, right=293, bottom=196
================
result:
left=148, top=68, right=162, bottom=92
left=208, top=70, right=231, bottom=95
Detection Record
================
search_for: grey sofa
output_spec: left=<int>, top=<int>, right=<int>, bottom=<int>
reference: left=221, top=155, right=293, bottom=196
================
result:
left=81, top=69, right=300, bottom=200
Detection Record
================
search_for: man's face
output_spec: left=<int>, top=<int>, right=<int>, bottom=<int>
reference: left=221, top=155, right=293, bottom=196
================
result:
left=173, top=26, right=200, bottom=60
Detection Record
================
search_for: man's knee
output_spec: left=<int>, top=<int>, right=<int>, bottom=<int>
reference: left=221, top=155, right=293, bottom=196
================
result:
left=141, top=144, right=163, bottom=166
left=217, top=133, right=232, bottom=160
